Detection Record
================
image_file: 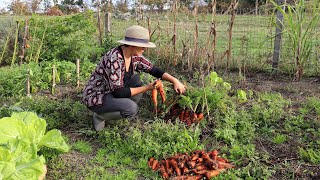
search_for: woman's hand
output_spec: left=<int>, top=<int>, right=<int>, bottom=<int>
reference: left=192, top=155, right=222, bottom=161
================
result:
left=161, top=73, right=186, bottom=94
left=131, top=79, right=159, bottom=96
left=173, top=79, right=186, bottom=94
left=146, top=79, right=160, bottom=91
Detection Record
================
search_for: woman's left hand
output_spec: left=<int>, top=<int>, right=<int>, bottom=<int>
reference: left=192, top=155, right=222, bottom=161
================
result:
left=173, top=80, right=186, bottom=94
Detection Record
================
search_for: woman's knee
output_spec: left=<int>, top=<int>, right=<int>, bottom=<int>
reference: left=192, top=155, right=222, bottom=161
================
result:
left=121, top=101, right=139, bottom=118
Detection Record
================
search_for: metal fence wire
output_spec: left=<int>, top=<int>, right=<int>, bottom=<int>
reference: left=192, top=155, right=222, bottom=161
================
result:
left=0, top=6, right=319, bottom=74
left=108, top=8, right=319, bottom=72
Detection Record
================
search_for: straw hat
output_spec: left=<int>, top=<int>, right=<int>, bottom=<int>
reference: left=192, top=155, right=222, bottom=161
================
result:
left=118, top=25, right=156, bottom=48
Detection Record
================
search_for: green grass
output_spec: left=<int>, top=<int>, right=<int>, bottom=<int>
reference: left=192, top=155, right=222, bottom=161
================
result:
left=73, top=140, right=93, bottom=153
left=272, top=134, right=287, bottom=144
left=2, top=87, right=316, bottom=179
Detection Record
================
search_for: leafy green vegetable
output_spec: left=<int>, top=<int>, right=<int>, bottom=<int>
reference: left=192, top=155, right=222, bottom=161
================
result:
left=0, top=112, right=69, bottom=179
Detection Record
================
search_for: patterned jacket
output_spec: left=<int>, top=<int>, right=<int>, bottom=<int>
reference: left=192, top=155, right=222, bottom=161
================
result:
left=82, top=46, right=154, bottom=108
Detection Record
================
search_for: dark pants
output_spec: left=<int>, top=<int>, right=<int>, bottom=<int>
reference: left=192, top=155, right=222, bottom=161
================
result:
left=89, top=74, right=143, bottom=120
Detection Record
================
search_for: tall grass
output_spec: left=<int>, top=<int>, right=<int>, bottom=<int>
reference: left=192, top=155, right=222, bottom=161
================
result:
left=271, top=0, right=320, bottom=80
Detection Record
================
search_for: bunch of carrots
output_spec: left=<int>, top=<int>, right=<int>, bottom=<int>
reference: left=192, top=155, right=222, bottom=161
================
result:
left=169, top=104, right=204, bottom=126
left=151, top=79, right=166, bottom=113
left=148, top=149, right=235, bottom=180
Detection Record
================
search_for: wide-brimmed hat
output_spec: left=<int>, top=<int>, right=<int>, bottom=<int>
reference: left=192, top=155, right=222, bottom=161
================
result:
left=118, top=25, right=156, bottom=48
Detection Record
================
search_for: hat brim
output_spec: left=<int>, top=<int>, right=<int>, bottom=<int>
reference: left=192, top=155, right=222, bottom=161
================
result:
left=118, top=40, right=156, bottom=48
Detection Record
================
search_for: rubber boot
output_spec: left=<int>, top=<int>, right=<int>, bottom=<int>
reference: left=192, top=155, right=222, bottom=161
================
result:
left=92, top=111, right=122, bottom=131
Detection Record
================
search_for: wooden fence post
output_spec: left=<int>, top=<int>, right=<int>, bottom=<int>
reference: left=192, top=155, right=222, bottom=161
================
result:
left=272, top=0, right=285, bottom=71
left=27, top=68, right=31, bottom=97
left=97, top=0, right=102, bottom=46
left=20, top=19, right=29, bottom=65
left=105, top=12, right=111, bottom=35
left=76, top=59, right=80, bottom=88
left=52, top=65, right=56, bottom=95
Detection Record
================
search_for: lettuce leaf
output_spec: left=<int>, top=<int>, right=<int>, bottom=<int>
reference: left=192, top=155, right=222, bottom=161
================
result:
left=11, top=112, right=47, bottom=144
left=0, top=112, right=69, bottom=180
left=39, top=129, right=70, bottom=152
left=0, top=161, right=15, bottom=179
left=0, top=118, right=24, bottom=144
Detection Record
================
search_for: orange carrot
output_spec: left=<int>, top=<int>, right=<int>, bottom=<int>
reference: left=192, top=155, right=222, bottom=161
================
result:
left=148, top=157, right=155, bottom=168
left=188, top=160, right=197, bottom=169
left=186, top=119, right=192, bottom=126
left=159, top=165, right=169, bottom=179
left=169, top=159, right=181, bottom=176
left=204, top=159, right=219, bottom=170
left=211, top=150, right=218, bottom=160
left=179, top=110, right=185, bottom=121
left=195, top=170, right=208, bottom=175
left=201, top=152, right=210, bottom=161
left=192, top=113, right=198, bottom=120
left=151, top=89, right=158, bottom=112
left=216, top=157, right=228, bottom=163
left=152, top=159, right=159, bottom=171
left=217, top=161, right=235, bottom=169
left=195, top=165, right=207, bottom=172
left=164, top=159, right=172, bottom=176
left=205, top=170, right=221, bottom=179
left=197, top=113, right=204, bottom=120
left=173, top=175, right=202, bottom=180
left=182, top=166, right=189, bottom=174
left=157, top=81, right=166, bottom=103
left=191, top=151, right=200, bottom=161
left=178, top=161, right=185, bottom=168
left=196, top=157, right=203, bottom=163
left=184, top=111, right=190, bottom=119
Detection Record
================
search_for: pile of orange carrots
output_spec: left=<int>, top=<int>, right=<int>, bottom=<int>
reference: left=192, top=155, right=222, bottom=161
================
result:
left=168, top=104, right=204, bottom=126
left=151, top=80, right=166, bottom=113
left=150, top=80, right=204, bottom=126
left=148, top=149, right=235, bottom=179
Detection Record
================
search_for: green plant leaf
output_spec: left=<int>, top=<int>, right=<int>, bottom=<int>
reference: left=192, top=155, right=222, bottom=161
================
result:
left=237, top=90, right=247, bottom=103
left=11, top=112, right=47, bottom=144
left=0, top=112, right=69, bottom=179
left=10, top=156, right=46, bottom=180
left=0, top=161, right=15, bottom=179
left=0, top=117, right=24, bottom=144
left=39, top=129, right=70, bottom=152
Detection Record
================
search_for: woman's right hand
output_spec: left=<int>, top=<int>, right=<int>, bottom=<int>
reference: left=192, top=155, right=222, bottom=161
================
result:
left=146, top=79, right=160, bottom=91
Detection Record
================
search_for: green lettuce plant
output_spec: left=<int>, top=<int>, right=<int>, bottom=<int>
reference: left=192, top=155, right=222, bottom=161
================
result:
left=0, top=112, right=69, bottom=179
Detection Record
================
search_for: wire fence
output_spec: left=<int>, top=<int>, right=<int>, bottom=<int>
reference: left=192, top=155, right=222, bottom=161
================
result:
left=0, top=7, right=319, bottom=75
left=108, top=8, right=319, bottom=74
